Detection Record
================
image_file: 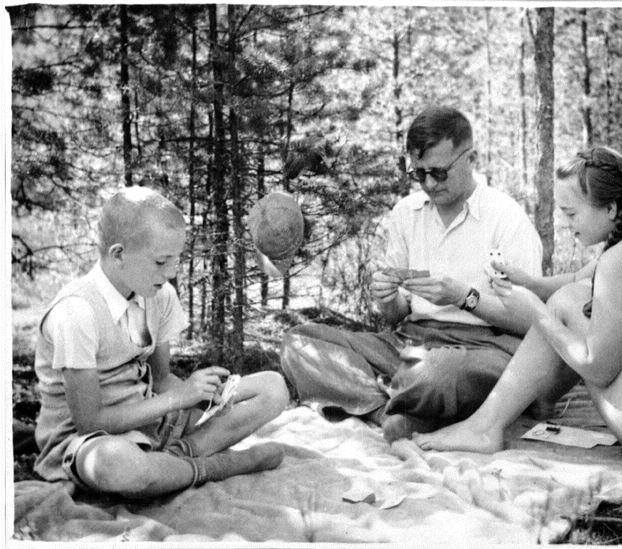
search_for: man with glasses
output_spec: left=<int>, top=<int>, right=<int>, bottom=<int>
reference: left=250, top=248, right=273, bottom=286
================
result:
left=281, top=106, right=542, bottom=441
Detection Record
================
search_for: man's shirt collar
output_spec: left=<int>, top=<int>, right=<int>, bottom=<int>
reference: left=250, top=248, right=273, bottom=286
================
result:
left=411, top=172, right=485, bottom=221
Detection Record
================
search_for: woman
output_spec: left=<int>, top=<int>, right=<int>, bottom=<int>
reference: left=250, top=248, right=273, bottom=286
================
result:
left=414, top=146, right=622, bottom=453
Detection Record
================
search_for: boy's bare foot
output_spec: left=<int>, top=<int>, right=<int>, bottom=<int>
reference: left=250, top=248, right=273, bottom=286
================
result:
left=382, top=414, right=438, bottom=443
left=413, top=419, right=503, bottom=454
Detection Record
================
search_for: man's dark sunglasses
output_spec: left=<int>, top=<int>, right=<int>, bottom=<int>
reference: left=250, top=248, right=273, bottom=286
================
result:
left=407, top=147, right=472, bottom=183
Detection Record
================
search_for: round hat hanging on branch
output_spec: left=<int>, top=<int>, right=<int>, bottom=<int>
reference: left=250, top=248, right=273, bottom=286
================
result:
left=248, top=191, right=304, bottom=278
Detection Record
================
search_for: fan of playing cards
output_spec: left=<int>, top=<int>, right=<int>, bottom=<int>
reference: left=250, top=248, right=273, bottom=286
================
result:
left=381, top=267, right=430, bottom=286
left=195, top=374, right=241, bottom=427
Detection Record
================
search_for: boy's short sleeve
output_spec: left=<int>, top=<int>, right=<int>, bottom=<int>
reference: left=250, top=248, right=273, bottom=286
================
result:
left=43, top=296, right=99, bottom=370
left=156, top=283, right=188, bottom=345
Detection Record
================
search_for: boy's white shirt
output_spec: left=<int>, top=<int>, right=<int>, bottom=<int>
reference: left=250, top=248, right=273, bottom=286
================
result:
left=42, top=261, right=186, bottom=370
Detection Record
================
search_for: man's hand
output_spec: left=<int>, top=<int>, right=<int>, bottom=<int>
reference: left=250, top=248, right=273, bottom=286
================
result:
left=491, top=278, right=547, bottom=326
left=402, top=276, right=469, bottom=307
left=370, top=270, right=401, bottom=303
left=168, top=366, right=230, bottom=410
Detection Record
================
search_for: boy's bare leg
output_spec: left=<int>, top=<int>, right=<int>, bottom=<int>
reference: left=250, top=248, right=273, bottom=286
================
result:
left=75, top=435, right=285, bottom=498
left=74, top=371, right=290, bottom=497
left=75, top=436, right=196, bottom=497
left=185, top=371, right=290, bottom=455
left=414, top=283, right=587, bottom=453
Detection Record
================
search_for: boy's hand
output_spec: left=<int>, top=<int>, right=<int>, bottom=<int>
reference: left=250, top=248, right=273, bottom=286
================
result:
left=172, top=366, right=231, bottom=409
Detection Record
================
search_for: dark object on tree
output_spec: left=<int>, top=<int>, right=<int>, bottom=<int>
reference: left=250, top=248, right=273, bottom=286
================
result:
left=283, top=138, right=334, bottom=180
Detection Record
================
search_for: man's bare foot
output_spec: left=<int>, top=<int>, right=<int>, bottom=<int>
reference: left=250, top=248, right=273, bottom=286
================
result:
left=413, top=419, right=503, bottom=453
left=382, top=414, right=438, bottom=443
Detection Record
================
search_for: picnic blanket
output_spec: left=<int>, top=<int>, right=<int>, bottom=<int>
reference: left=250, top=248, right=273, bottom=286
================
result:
left=12, top=390, right=622, bottom=544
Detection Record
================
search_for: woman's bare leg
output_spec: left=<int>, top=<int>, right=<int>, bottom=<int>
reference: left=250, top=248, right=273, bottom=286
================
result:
left=414, top=283, right=588, bottom=453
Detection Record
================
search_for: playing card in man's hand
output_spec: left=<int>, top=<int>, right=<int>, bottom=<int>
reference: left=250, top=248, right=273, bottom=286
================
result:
left=381, top=267, right=430, bottom=282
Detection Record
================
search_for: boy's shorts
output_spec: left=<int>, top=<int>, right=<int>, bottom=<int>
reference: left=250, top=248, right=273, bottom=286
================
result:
left=62, top=408, right=194, bottom=489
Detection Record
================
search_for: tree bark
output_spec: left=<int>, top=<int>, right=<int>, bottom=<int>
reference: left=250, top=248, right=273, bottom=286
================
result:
left=603, top=19, right=614, bottom=142
left=186, top=18, right=198, bottom=339
left=209, top=4, right=229, bottom=363
left=580, top=8, right=593, bottom=147
left=257, top=142, right=269, bottom=305
left=532, top=7, right=555, bottom=275
left=518, top=14, right=529, bottom=196
left=484, top=8, right=493, bottom=186
left=200, top=110, right=214, bottom=334
left=392, top=10, right=405, bottom=174
left=119, top=5, right=132, bottom=186
left=228, top=5, right=245, bottom=363
left=281, top=81, right=295, bottom=310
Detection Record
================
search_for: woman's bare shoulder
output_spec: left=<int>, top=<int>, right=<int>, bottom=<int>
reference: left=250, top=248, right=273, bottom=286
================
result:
left=596, top=243, right=622, bottom=285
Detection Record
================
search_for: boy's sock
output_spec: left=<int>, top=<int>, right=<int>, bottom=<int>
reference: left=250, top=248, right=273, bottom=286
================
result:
left=183, top=442, right=285, bottom=487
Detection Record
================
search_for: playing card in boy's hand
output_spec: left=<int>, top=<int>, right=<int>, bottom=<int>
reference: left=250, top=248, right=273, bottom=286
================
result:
left=195, top=374, right=241, bottom=427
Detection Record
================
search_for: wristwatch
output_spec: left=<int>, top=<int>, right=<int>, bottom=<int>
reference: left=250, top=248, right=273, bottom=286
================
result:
left=459, top=288, right=480, bottom=312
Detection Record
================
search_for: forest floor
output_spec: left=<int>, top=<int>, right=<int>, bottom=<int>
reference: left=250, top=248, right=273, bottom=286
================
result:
left=10, top=304, right=622, bottom=544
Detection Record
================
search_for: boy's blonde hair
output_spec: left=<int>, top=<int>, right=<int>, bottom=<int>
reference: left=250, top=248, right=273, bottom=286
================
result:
left=97, top=186, right=185, bottom=255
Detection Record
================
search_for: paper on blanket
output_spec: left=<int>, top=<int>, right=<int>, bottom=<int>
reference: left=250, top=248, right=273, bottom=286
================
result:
left=379, top=493, right=407, bottom=509
left=342, top=482, right=376, bottom=504
left=195, top=374, right=241, bottom=427
left=521, top=423, right=617, bottom=449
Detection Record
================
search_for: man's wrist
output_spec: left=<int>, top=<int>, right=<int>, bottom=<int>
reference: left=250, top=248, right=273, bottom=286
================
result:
left=459, top=287, right=480, bottom=312
left=455, top=285, right=471, bottom=308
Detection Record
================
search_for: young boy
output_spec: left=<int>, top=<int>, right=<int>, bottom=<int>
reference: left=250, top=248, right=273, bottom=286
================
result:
left=33, top=187, right=288, bottom=497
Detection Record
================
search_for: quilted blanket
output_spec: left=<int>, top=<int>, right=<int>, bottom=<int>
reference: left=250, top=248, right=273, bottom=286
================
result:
left=11, top=394, right=622, bottom=545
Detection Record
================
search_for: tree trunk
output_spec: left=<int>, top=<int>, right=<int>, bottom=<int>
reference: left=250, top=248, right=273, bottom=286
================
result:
left=209, top=4, right=229, bottom=363
left=200, top=110, right=214, bottom=334
left=281, top=81, right=295, bottom=310
left=392, top=11, right=405, bottom=174
left=580, top=8, right=593, bottom=147
left=518, top=14, right=529, bottom=198
left=603, top=20, right=614, bottom=142
left=133, top=89, right=142, bottom=163
left=186, top=19, right=198, bottom=340
left=532, top=8, right=555, bottom=275
left=119, top=5, right=132, bottom=187
left=228, top=5, right=245, bottom=364
left=257, top=142, right=269, bottom=305
left=484, top=8, right=493, bottom=186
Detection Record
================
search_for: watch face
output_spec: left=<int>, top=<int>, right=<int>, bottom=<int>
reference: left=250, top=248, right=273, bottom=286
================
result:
left=466, top=294, right=478, bottom=308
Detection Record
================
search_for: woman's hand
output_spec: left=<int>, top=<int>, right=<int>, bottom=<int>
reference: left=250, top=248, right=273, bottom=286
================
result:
left=168, top=366, right=231, bottom=410
left=491, top=260, right=534, bottom=290
left=491, top=278, right=548, bottom=326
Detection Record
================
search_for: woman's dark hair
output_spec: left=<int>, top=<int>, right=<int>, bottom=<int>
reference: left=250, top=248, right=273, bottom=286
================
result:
left=557, top=146, right=622, bottom=251
left=405, top=106, right=473, bottom=159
